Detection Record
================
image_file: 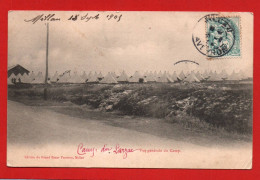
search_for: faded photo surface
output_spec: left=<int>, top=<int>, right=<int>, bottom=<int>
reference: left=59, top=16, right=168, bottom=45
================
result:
left=7, top=11, right=253, bottom=168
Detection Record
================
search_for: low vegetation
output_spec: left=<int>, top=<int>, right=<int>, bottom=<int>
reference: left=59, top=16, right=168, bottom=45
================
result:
left=8, top=82, right=253, bottom=134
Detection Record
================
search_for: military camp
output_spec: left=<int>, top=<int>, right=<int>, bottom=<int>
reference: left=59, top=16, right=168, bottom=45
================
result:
left=7, top=64, right=252, bottom=86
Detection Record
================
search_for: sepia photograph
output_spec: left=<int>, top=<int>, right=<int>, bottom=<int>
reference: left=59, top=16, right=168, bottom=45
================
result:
left=7, top=11, right=253, bottom=168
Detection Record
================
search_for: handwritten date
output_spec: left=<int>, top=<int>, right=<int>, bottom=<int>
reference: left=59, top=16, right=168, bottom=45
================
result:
left=68, top=13, right=122, bottom=22
left=24, top=13, right=122, bottom=24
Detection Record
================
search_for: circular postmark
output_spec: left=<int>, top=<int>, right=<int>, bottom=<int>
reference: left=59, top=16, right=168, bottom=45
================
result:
left=192, top=14, right=236, bottom=58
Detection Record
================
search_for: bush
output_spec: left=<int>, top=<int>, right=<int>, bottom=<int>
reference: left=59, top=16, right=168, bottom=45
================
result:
left=8, top=83, right=253, bottom=134
left=189, top=89, right=253, bottom=133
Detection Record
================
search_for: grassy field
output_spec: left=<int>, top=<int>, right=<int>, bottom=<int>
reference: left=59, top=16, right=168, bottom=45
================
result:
left=8, top=82, right=253, bottom=137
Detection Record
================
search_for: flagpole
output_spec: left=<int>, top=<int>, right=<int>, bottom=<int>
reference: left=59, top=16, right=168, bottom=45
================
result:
left=45, top=23, right=49, bottom=84
left=44, top=23, right=49, bottom=100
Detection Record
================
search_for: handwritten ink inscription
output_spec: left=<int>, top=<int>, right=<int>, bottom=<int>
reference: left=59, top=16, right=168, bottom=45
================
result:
left=77, top=143, right=135, bottom=159
left=24, top=13, right=123, bottom=24
left=76, top=143, right=181, bottom=159
left=24, top=14, right=61, bottom=24
left=23, top=143, right=181, bottom=161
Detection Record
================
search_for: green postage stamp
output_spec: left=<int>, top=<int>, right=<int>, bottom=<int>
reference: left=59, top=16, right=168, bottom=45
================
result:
left=205, top=16, right=241, bottom=57
left=193, top=14, right=241, bottom=58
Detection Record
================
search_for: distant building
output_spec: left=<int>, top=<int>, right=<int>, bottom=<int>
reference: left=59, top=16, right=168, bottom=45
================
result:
left=8, top=64, right=30, bottom=78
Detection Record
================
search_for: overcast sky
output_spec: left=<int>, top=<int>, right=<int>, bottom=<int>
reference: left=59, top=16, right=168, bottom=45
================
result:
left=8, top=11, right=253, bottom=76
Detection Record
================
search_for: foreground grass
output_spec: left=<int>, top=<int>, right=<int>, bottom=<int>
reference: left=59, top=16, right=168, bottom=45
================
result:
left=8, top=97, right=252, bottom=146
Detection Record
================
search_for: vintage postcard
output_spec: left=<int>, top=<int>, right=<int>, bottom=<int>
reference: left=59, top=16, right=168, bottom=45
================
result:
left=7, top=11, right=253, bottom=168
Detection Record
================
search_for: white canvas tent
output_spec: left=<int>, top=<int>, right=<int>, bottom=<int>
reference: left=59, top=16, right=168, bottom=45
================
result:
left=143, top=71, right=149, bottom=77
left=179, top=71, right=186, bottom=80
left=208, top=71, right=222, bottom=81
left=87, top=72, right=99, bottom=83
left=86, top=71, right=93, bottom=81
left=146, top=71, right=157, bottom=82
left=157, top=71, right=163, bottom=78
left=157, top=72, right=173, bottom=83
left=183, top=71, right=200, bottom=82
left=111, top=72, right=118, bottom=79
left=97, top=72, right=103, bottom=79
left=100, top=72, right=118, bottom=84
left=203, top=70, right=209, bottom=79
left=153, top=71, right=158, bottom=79
left=81, top=71, right=87, bottom=83
left=228, top=70, right=241, bottom=81
left=155, top=71, right=163, bottom=82
left=171, top=71, right=179, bottom=82
left=50, top=71, right=59, bottom=82
left=219, top=70, right=229, bottom=80
left=57, top=71, right=71, bottom=83
left=69, top=71, right=85, bottom=83
left=237, top=70, right=247, bottom=80
left=21, top=73, right=31, bottom=83
left=117, top=71, right=129, bottom=82
left=81, top=71, right=87, bottom=80
left=32, top=72, right=45, bottom=84
left=195, top=71, right=205, bottom=81
left=129, top=71, right=144, bottom=83
left=207, top=71, right=214, bottom=80
left=29, top=71, right=36, bottom=82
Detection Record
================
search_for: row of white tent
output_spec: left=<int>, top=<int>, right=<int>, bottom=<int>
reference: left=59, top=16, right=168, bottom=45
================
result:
left=8, top=70, right=249, bottom=85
